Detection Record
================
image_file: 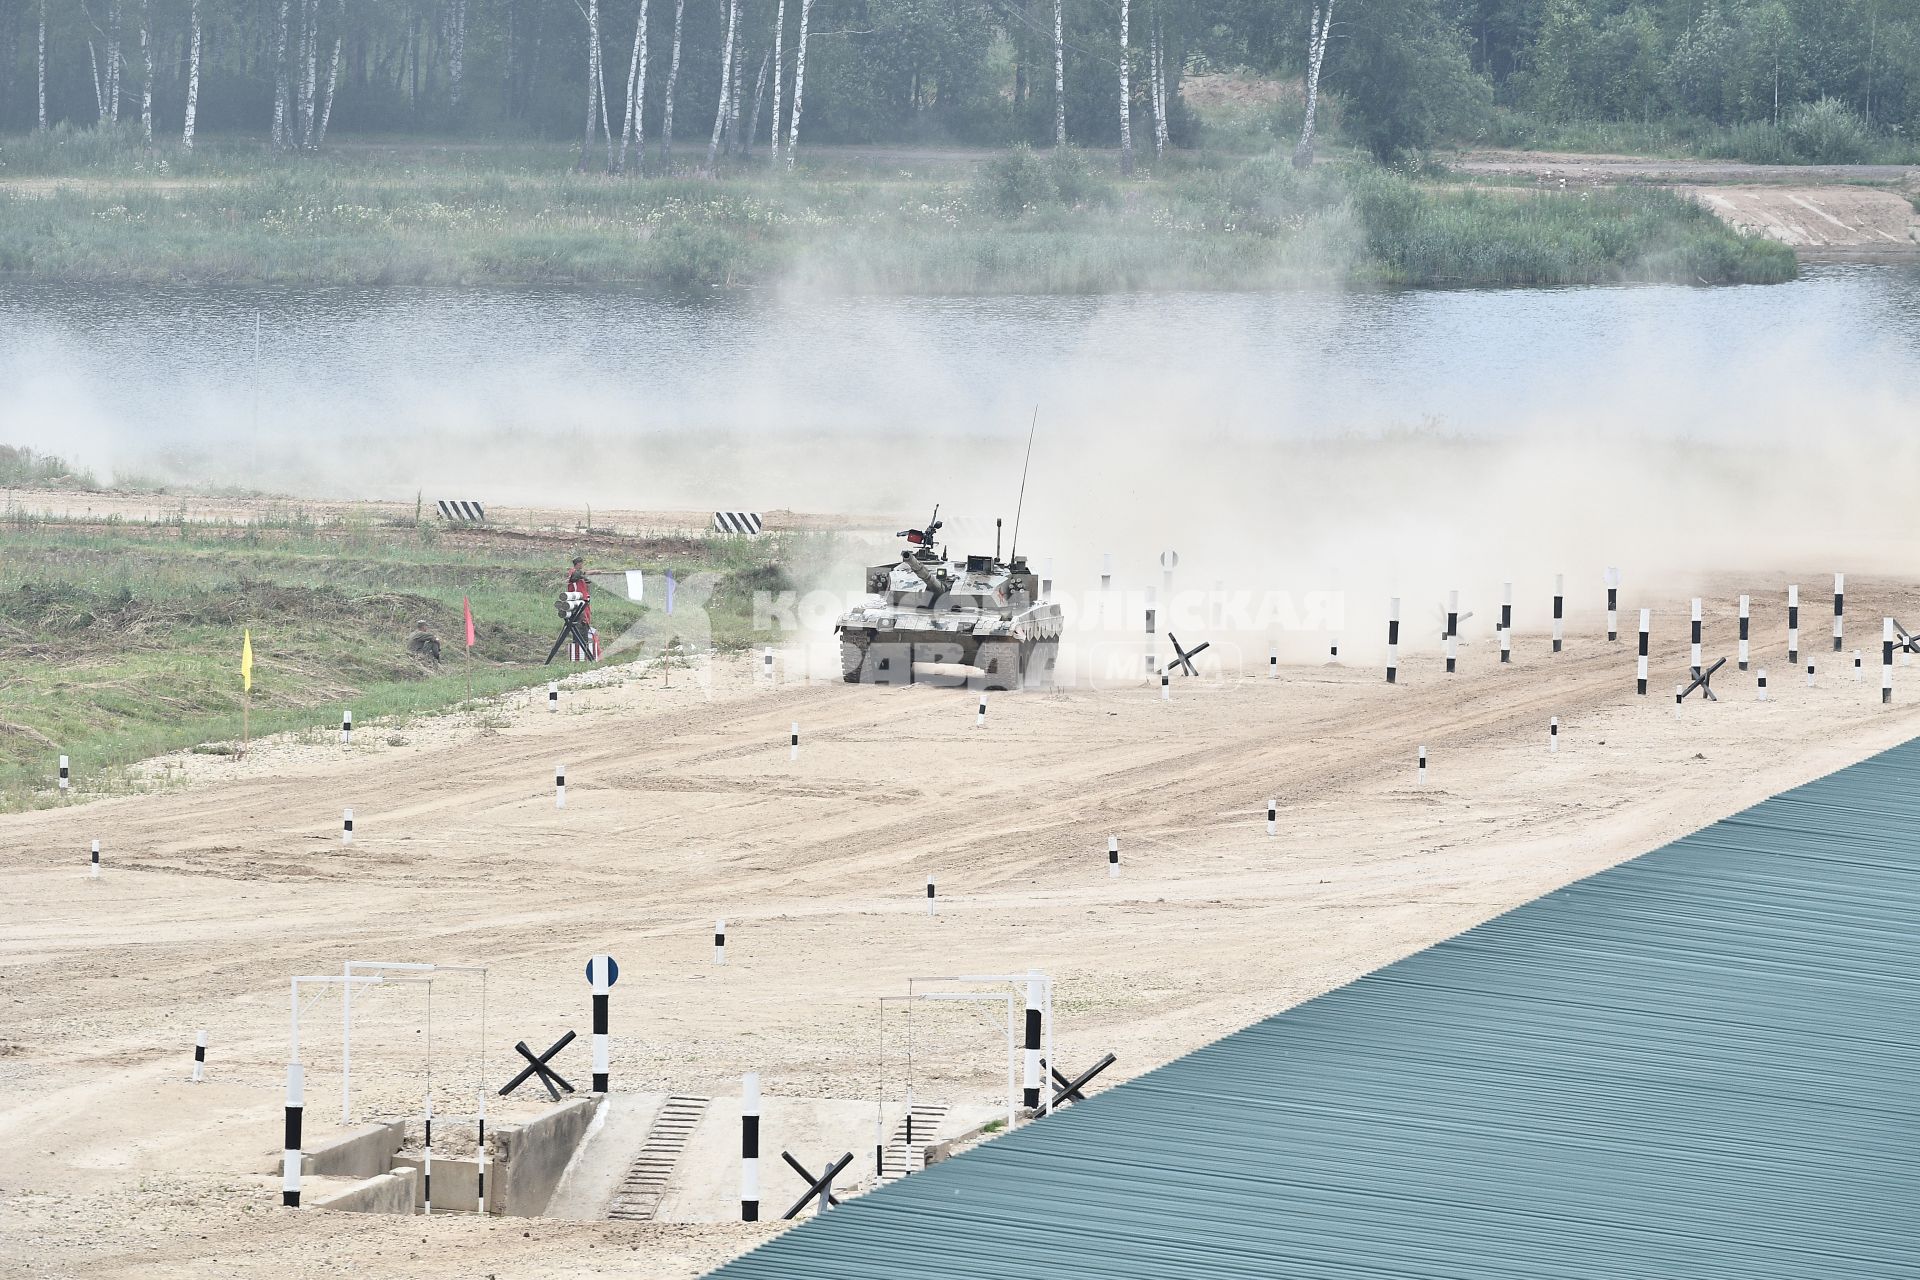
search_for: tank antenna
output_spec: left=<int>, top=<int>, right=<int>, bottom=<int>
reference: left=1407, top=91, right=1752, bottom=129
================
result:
left=1008, top=406, right=1039, bottom=565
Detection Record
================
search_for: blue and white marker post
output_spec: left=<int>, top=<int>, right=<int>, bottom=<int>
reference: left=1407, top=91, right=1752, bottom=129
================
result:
left=587, top=955, right=617, bottom=1094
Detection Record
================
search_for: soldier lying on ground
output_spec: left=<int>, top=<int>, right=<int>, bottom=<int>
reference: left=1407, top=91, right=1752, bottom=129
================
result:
left=408, top=618, right=442, bottom=662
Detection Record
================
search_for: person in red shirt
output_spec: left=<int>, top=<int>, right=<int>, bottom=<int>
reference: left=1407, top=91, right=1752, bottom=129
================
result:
left=565, top=556, right=592, bottom=626
left=561, top=556, right=600, bottom=661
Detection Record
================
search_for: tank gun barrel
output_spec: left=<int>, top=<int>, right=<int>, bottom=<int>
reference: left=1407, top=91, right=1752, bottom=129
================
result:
left=900, top=551, right=945, bottom=592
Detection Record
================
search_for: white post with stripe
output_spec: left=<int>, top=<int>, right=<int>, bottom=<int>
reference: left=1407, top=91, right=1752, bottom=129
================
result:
left=1636, top=609, right=1650, bottom=695
left=976, top=694, right=987, bottom=727
left=1160, top=669, right=1169, bottom=701
left=90, top=838, right=100, bottom=879
left=714, top=919, right=726, bottom=966
left=1884, top=619, right=1896, bottom=704
left=1445, top=591, right=1459, bottom=675
left=1833, top=573, right=1845, bottom=652
left=422, top=1093, right=435, bottom=1216
left=926, top=874, right=936, bottom=917
left=1386, top=597, right=1400, bottom=684
left=1787, top=585, right=1800, bottom=664
left=762, top=647, right=774, bottom=682
left=555, top=763, right=566, bottom=808
left=1022, top=970, right=1043, bottom=1111
left=283, top=1062, right=304, bottom=1206
left=741, top=1073, right=760, bottom=1221
left=340, top=709, right=352, bottom=745
left=58, top=754, right=69, bottom=792
left=1549, top=716, right=1559, bottom=753
left=1499, top=582, right=1513, bottom=664
left=1266, top=798, right=1277, bottom=837
left=713, top=511, right=765, bottom=535
left=790, top=722, right=799, bottom=762
left=476, top=1097, right=489, bottom=1217
left=1100, top=553, right=1112, bottom=591
left=1417, top=745, right=1427, bottom=786
left=341, top=809, right=353, bottom=845
left=1689, top=599, right=1703, bottom=674
left=1806, top=662, right=1816, bottom=688
left=192, top=1030, right=207, bottom=1082
left=1605, top=568, right=1620, bottom=641
left=589, top=954, right=612, bottom=1094
left=548, top=681, right=558, bottom=711
left=1758, top=668, right=1769, bottom=702
left=1144, top=599, right=1157, bottom=675
left=1107, top=836, right=1119, bottom=878
left=1854, top=650, right=1863, bottom=682
left=1738, top=595, right=1751, bottom=670
left=1269, top=641, right=1278, bottom=678
left=1552, top=576, right=1564, bottom=652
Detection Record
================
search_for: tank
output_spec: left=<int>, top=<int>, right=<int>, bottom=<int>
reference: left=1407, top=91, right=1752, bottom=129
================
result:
left=835, top=506, right=1062, bottom=690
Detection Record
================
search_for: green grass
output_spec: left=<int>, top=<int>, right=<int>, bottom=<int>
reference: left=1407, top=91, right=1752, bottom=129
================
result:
left=1477, top=108, right=1920, bottom=166
left=0, top=130, right=1795, bottom=290
left=0, top=512, right=824, bottom=809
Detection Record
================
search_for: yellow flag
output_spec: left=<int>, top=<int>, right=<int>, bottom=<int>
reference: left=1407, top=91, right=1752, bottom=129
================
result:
left=241, top=629, right=254, bottom=693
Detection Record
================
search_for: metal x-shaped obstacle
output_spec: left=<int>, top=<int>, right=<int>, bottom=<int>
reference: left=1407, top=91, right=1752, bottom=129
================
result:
left=1895, top=619, right=1920, bottom=656
left=1046, top=1052, right=1117, bottom=1109
left=1165, top=633, right=1211, bottom=677
left=1681, top=656, right=1726, bottom=703
left=498, top=1030, right=577, bottom=1100
left=544, top=600, right=596, bottom=665
left=781, top=1151, right=853, bottom=1219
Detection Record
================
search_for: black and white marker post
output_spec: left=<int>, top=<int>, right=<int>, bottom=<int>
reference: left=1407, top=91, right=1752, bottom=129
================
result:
left=1787, top=586, right=1800, bottom=665
left=1500, top=583, right=1513, bottom=664
left=1854, top=650, right=1864, bottom=683
left=1417, top=745, right=1427, bottom=786
left=1145, top=601, right=1157, bottom=676
left=423, top=1093, right=435, bottom=1215
left=1552, top=576, right=1564, bottom=653
left=1833, top=573, right=1845, bottom=653
left=1605, top=568, right=1620, bottom=641
left=90, top=839, right=100, bottom=879
left=1107, top=836, right=1119, bottom=878
left=1269, top=642, right=1279, bottom=679
left=1690, top=599, right=1703, bottom=675
left=714, top=919, right=727, bottom=966
left=1022, top=972, right=1044, bottom=1110
left=283, top=1061, right=304, bottom=1206
left=790, top=722, right=799, bottom=763
left=1386, top=597, right=1400, bottom=684
left=1758, top=668, right=1769, bottom=702
left=1266, top=798, right=1277, bottom=837
left=1806, top=661, right=1816, bottom=688
left=58, top=754, right=69, bottom=793
left=1738, top=595, right=1751, bottom=671
left=588, top=954, right=615, bottom=1094
left=1445, top=591, right=1459, bottom=675
left=555, top=763, right=566, bottom=809
left=926, top=874, right=937, bottom=917
left=976, top=694, right=987, bottom=728
left=1100, top=553, right=1112, bottom=592
left=741, top=1072, right=760, bottom=1221
left=1636, top=610, right=1651, bottom=696
left=548, top=681, right=559, bottom=712
left=341, top=808, right=353, bottom=845
left=1885, top=619, right=1896, bottom=704
left=763, top=647, right=774, bottom=682
left=340, top=709, right=352, bottom=746
left=1160, top=669, right=1170, bottom=701
left=1549, top=717, right=1559, bottom=753
left=192, top=1029, right=207, bottom=1082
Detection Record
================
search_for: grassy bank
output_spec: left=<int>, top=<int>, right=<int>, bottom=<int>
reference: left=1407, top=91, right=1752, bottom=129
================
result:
left=0, top=129, right=1793, bottom=290
left=0, top=508, right=815, bottom=809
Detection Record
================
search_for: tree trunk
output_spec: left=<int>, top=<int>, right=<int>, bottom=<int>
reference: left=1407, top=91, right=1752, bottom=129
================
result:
left=768, top=0, right=785, bottom=163
left=300, top=0, right=319, bottom=146
left=599, top=14, right=616, bottom=171
left=37, top=0, right=47, bottom=131
left=744, top=47, right=770, bottom=156
left=1117, top=0, right=1133, bottom=174
left=271, top=0, right=291, bottom=148
left=88, top=41, right=105, bottom=123
left=139, top=0, right=152, bottom=145
left=448, top=0, right=467, bottom=107
left=1052, top=0, right=1064, bottom=147
left=618, top=0, right=649, bottom=173
left=785, top=0, right=812, bottom=167
left=1150, top=8, right=1167, bottom=159
left=108, top=0, right=121, bottom=123
left=1293, top=2, right=1330, bottom=169
left=578, top=0, right=602, bottom=170
left=316, top=24, right=342, bottom=146
left=706, top=0, right=738, bottom=174
left=728, top=36, right=746, bottom=154
left=661, top=0, right=685, bottom=169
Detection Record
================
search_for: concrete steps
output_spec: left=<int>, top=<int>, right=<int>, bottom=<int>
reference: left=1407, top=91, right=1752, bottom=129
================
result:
left=606, top=1095, right=709, bottom=1221
left=879, top=1104, right=948, bottom=1181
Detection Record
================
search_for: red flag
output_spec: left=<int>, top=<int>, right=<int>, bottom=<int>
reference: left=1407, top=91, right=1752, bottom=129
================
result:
left=463, top=597, right=476, bottom=648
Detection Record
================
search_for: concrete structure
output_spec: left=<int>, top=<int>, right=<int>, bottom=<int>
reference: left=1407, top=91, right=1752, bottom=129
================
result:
left=312, top=1167, right=418, bottom=1216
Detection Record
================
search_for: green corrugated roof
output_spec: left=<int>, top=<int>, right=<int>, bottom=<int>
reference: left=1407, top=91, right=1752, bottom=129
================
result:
left=710, top=736, right=1920, bottom=1279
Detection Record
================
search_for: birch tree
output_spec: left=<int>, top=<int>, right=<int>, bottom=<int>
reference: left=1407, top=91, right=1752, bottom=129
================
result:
left=1293, top=1, right=1332, bottom=168
left=316, top=6, right=343, bottom=148
left=728, top=37, right=746, bottom=154
left=182, top=0, right=200, bottom=148
left=1052, top=0, right=1064, bottom=146
left=744, top=47, right=770, bottom=155
left=785, top=0, right=812, bottom=167
left=107, top=0, right=121, bottom=123
left=1149, top=7, right=1168, bottom=159
left=37, top=0, right=47, bottom=130
left=706, top=0, right=739, bottom=173
left=449, top=0, right=468, bottom=107
left=139, top=0, right=152, bottom=145
left=660, top=0, right=686, bottom=169
left=1117, top=0, right=1133, bottom=174
left=88, top=41, right=105, bottom=122
left=299, top=0, right=319, bottom=146
left=618, top=0, right=650, bottom=174
left=767, top=0, right=785, bottom=162
left=271, top=0, right=291, bottom=148
left=577, top=0, right=603, bottom=170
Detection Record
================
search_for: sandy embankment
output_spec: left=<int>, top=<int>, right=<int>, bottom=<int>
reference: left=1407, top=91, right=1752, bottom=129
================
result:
left=2, top=581, right=1918, bottom=1279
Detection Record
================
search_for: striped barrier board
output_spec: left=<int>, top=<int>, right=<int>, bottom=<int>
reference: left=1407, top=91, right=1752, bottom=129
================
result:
left=437, top=500, right=487, bottom=522
left=714, top=511, right=764, bottom=535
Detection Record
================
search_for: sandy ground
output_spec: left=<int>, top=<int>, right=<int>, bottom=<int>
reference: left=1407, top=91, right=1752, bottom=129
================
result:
left=3, top=577, right=1919, bottom=1278
left=1681, top=184, right=1918, bottom=253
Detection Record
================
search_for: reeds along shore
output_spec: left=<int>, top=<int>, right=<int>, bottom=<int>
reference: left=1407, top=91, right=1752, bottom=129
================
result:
left=0, top=132, right=1794, bottom=292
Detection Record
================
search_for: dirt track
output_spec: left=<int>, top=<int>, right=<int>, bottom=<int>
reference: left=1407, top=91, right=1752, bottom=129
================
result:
left=3, top=575, right=1918, bottom=1278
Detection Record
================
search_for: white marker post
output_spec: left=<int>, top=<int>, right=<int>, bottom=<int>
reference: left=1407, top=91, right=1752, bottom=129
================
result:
left=1787, top=586, right=1800, bottom=664
left=1833, top=573, right=1845, bottom=653
left=1100, top=553, right=1112, bottom=591
left=1160, top=670, right=1169, bottom=701
left=1884, top=619, right=1896, bottom=705
left=1269, top=641, right=1279, bottom=679
left=1806, top=662, right=1816, bottom=688
left=555, top=764, right=566, bottom=808
left=192, top=1029, right=207, bottom=1082
left=1636, top=609, right=1651, bottom=695
left=1552, top=576, right=1564, bottom=653
left=58, top=755, right=69, bottom=792
left=1266, top=798, right=1277, bottom=837
left=1445, top=591, right=1459, bottom=675
left=714, top=919, right=727, bottom=966
left=283, top=1062, right=304, bottom=1206
left=1107, top=836, right=1119, bottom=878
left=588, top=954, right=614, bottom=1094
left=1386, top=597, right=1400, bottom=684
left=1738, top=595, right=1751, bottom=671
left=1605, top=568, right=1620, bottom=641
left=1758, top=668, right=1769, bottom=702
left=741, top=1073, right=761, bottom=1221
left=1854, top=650, right=1863, bottom=683
left=1499, top=582, right=1513, bottom=664
left=90, top=839, right=100, bottom=879
left=1145, top=599, right=1157, bottom=675
left=790, top=722, right=799, bottom=762
left=1417, top=745, right=1427, bottom=786
left=1549, top=716, right=1559, bottom=753
left=926, top=875, right=937, bottom=917
left=762, top=647, right=774, bottom=682
left=341, top=808, right=354, bottom=845
left=976, top=694, right=987, bottom=728
left=340, top=709, right=352, bottom=746
left=1689, top=599, right=1703, bottom=675
left=423, top=1093, right=435, bottom=1216
left=548, top=681, right=559, bottom=712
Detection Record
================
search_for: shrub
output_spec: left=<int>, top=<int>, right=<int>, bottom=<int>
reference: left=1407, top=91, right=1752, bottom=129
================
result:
left=1045, top=147, right=1116, bottom=210
left=975, top=145, right=1055, bottom=217
left=1783, top=98, right=1872, bottom=164
left=643, top=222, right=750, bottom=290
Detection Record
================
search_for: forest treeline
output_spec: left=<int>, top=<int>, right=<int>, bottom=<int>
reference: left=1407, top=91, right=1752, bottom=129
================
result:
left=1, top=0, right=1915, bottom=163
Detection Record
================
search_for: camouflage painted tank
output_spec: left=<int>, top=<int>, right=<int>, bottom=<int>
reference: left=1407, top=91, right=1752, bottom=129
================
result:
left=835, top=507, right=1062, bottom=689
